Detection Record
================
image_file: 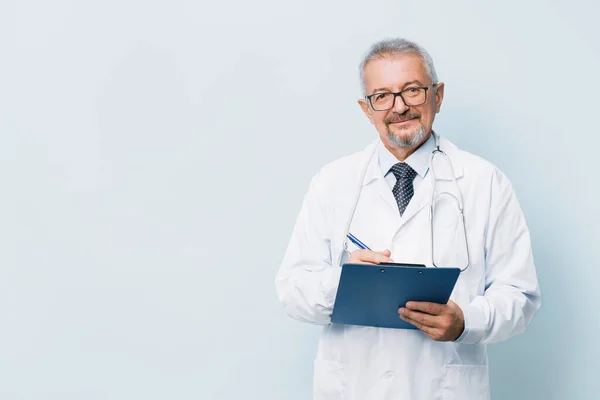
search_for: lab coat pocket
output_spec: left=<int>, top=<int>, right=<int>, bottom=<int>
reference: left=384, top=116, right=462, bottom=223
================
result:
left=442, top=364, right=490, bottom=400
left=313, top=359, right=346, bottom=400
left=432, top=226, right=468, bottom=268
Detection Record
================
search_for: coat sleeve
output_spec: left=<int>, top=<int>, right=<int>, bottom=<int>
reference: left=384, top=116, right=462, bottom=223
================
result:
left=456, top=169, right=542, bottom=344
left=274, top=169, right=342, bottom=325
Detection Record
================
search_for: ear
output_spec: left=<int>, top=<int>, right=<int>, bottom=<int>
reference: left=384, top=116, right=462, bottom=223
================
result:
left=358, top=98, right=375, bottom=124
left=433, top=82, right=445, bottom=113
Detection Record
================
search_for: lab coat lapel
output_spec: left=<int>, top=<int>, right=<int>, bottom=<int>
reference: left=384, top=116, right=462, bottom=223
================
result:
left=397, top=137, right=464, bottom=228
left=376, top=177, right=402, bottom=224
left=354, top=135, right=463, bottom=235
left=397, top=169, right=433, bottom=228
left=361, top=141, right=404, bottom=219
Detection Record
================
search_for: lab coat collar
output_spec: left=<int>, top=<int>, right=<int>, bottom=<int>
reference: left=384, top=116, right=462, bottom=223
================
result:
left=434, top=136, right=464, bottom=180
left=361, top=133, right=463, bottom=187
left=378, top=133, right=435, bottom=180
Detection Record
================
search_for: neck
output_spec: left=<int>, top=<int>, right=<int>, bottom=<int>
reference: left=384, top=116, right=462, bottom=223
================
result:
left=385, top=131, right=432, bottom=162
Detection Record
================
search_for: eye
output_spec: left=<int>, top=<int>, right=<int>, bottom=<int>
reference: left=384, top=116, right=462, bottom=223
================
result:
left=374, top=93, right=391, bottom=101
left=406, top=87, right=420, bottom=94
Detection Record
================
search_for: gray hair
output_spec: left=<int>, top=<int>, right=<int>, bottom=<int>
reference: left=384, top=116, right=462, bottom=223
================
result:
left=359, top=38, right=438, bottom=96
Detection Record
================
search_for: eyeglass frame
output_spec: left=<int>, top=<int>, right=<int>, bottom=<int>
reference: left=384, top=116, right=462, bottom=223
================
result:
left=365, top=84, right=437, bottom=111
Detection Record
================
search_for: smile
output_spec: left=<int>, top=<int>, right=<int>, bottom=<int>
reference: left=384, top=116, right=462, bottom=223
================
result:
left=391, top=118, right=417, bottom=125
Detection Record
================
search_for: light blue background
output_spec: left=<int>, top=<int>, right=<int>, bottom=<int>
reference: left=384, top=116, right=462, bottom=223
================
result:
left=1, top=1, right=598, bottom=399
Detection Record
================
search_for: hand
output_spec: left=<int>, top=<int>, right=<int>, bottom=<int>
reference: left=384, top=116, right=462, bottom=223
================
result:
left=349, top=249, right=393, bottom=264
left=398, top=300, right=465, bottom=342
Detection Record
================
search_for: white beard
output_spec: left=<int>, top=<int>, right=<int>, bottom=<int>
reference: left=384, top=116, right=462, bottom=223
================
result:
left=387, top=124, right=427, bottom=147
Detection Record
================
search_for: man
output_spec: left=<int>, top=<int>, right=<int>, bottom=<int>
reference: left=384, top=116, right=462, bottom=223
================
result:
left=275, top=38, right=541, bottom=400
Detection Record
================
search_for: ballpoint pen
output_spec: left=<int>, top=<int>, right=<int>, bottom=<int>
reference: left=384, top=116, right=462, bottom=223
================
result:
left=347, top=233, right=371, bottom=251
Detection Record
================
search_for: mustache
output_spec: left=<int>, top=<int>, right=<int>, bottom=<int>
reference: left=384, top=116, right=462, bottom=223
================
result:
left=386, top=112, right=420, bottom=124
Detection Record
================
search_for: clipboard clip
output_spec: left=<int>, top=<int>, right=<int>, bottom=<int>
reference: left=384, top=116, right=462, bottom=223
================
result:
left=377, top=262, right=426, bottom=268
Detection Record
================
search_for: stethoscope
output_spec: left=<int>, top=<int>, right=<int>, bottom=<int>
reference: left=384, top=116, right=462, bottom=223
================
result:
left=340, top=131, right=470, bottom=272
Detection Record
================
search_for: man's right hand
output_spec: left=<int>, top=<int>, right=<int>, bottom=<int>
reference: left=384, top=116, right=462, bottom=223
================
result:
left=349, top=249, right=393, bottom=264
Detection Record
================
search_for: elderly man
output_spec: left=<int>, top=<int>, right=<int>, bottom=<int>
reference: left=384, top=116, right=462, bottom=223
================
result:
left=275, top=38, right=541, bottom=400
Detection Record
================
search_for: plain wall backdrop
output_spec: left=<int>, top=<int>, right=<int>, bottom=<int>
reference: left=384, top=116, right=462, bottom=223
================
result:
left=1, top=0, right=598, bottom=399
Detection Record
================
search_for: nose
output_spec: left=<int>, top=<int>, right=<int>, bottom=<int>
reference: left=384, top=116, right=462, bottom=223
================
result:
left=391, top=93, right=409, bottom=113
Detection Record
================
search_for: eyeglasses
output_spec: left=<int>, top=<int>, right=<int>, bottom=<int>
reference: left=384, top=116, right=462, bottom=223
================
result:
left=366, top=84, right=436, bottom=111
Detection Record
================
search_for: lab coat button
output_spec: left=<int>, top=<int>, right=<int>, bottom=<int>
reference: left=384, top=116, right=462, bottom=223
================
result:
left=382, top=370, right=395, bottom=379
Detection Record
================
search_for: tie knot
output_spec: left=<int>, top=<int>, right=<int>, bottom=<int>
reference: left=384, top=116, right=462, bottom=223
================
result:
left=390, top=162, right=417, bottom=181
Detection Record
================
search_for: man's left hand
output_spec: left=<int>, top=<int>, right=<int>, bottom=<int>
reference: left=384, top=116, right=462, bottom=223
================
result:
left=398, top=300, right=464, bottom=342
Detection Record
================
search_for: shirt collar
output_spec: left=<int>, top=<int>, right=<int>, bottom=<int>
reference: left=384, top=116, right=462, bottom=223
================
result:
left=378, top=133, right=436, bottom=179
left=361, top=133, right=463, bottom=187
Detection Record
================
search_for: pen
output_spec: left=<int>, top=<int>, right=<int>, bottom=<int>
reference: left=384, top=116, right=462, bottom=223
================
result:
left=347, top=233, right=372, bottom=251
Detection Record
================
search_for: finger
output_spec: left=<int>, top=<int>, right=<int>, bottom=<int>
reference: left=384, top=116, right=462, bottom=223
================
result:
left=349, top=250, right=375, bottom=264
left=398, top=308, right=436, bottom=328
left=399, top=313, right=436, bottom=337
left=372, top=251, right=393, bottom=263
left=350, top=250, right=392, bottom=264
left=405, top=301, right=445, bottom=315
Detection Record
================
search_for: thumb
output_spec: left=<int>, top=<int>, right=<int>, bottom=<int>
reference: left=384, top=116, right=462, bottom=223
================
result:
left=380, top=249, right=391, bottom=257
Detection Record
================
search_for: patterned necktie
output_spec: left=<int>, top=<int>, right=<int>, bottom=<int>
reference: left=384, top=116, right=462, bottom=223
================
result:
left=390, top=162, right=418, bottom=216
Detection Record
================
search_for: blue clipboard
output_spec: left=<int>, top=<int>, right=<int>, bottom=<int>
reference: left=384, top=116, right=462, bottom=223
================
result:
left=331, top=263, right=460, bottom=329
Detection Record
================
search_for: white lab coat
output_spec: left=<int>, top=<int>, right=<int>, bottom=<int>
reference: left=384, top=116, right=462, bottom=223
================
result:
left=275, top=136, right=541, bottom=400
